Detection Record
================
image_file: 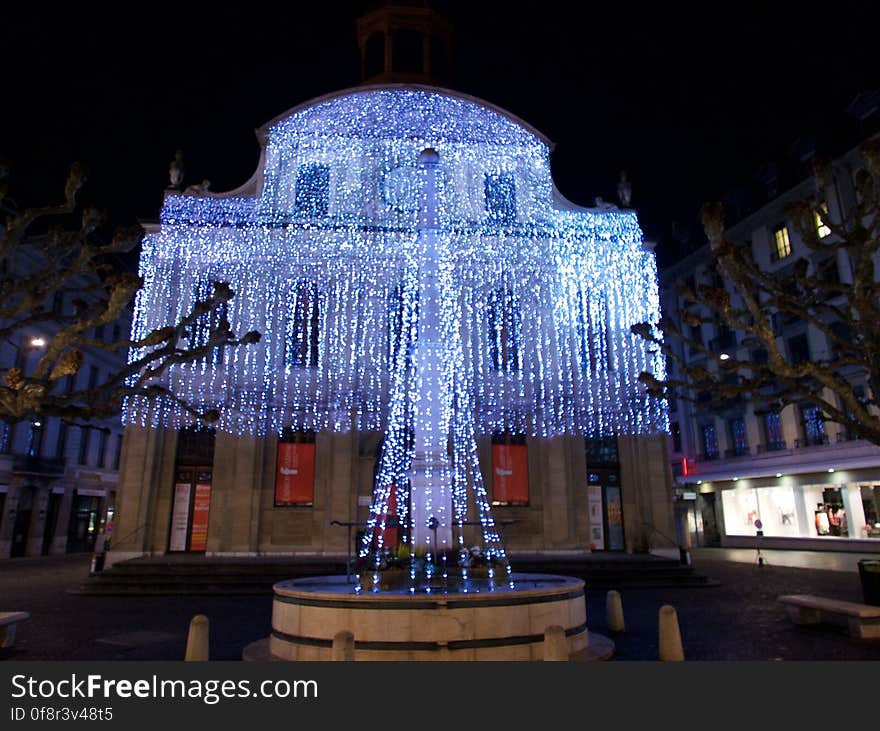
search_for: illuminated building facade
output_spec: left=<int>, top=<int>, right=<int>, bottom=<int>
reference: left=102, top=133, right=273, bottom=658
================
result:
left=110, top=84, right=673, bottom=563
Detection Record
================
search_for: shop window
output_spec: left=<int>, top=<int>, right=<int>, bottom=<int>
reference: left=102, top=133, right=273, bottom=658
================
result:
left=275, top=429, right=316, bottom=506
left=700, top=424, right=718, bottom=460
left=294, top=163, right=330, bottom=217
left=488, top=287, right=521, bottom=373
left=484, top=172, right=516, bottom=222
left=763, top=413, right=785, bottom=451
left=491, top=432, right=528, bottom=506
left=860, top=485, right=880, bottom=539
left=814, top=487, right=846, bottom=537
left=800, top=404, right=826, bottom=446
left=285, top=281, right=320, bottom=368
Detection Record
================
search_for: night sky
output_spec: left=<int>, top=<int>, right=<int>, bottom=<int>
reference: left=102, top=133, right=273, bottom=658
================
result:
left=3, top=2, right=878, bottom=268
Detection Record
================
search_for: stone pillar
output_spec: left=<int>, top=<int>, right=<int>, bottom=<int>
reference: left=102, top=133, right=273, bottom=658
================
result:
left=25, top=484, right=51, bottom=557
left=50, top=487, right=75, bottom=555
left=618, top=434, right=675, bottom=553
left=542, top=437, right=573, bottom=550
left=323, top=431, right=356, bottom=554
left=208, top=431, right=264, bottom=553
left=109, top=425, right=177, bottom=563
left=0, top=484, right=22, bottom=558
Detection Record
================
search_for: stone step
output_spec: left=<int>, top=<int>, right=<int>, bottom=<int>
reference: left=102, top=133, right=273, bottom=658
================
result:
left=72, top=556, right=716, bottom=595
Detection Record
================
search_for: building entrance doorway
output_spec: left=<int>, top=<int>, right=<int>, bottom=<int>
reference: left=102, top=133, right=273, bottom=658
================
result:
left=168, top=467, right=213, bottom=553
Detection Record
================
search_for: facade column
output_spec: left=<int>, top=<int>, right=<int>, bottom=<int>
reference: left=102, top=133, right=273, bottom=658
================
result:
left=49, top=486, right=75, bottom=555
left=0, top=483, right=23, bottom=558
left=618, top=434, right=675, bottom=552
left=25, top=483, right=51, bottom=557
left=109, top=425, right=176, bottom=564
left=208, top=431, right=263, bottom=553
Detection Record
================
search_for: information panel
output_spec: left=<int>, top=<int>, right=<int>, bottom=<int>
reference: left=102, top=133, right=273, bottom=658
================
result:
left=169, top=483, right=192, bottom=552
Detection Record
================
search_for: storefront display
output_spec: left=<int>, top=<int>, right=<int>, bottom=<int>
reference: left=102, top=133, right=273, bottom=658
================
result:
left=721, top=481, right=880, bottom=542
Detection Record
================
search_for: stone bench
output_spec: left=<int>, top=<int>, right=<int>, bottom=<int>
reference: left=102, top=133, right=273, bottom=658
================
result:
left=0, top=612, right=30, bottom=649
left=778, top=595, right=880, bottom=639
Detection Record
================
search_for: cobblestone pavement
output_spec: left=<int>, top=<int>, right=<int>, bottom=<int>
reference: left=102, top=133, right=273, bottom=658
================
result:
left=1, top=554, right=878, bottom=661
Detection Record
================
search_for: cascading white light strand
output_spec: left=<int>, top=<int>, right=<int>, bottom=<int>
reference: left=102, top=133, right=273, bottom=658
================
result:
left=125, top=87, right=667, bottom=591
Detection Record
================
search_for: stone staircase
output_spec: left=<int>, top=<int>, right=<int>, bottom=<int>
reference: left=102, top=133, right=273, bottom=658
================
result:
left=72, top=552, right=717, bottom=596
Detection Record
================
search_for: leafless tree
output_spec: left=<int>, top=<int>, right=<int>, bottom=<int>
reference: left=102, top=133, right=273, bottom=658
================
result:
left=0, top=163, right=260, bottom=428
left=633, top=139, right=880, bottom=446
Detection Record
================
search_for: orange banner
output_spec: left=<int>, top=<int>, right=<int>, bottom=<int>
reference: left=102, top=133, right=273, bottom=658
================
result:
left=492, top=443, right=529, bottom=505
left=189, top=483, right=212, bottom=552
left=275, top=442, right=315, bottom=505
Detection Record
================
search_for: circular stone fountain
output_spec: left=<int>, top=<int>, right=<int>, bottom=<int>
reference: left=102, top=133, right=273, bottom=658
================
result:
left=244, top=573, right=613, bottom=661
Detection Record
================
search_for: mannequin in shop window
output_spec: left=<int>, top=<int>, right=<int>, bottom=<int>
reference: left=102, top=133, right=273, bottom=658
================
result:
left=828, top=505, right=842, bottom=536
left=815, top=504, right=830, bottom=536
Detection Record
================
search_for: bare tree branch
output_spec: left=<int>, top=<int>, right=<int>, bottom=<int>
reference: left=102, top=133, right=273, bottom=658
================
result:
left=0, top=165, right=261, bottom=428
left=632, top=139, right=880, bottom=447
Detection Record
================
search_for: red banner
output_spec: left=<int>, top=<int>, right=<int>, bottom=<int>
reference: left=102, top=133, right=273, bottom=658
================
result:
left=275, top=442, right=315, bottom=505
left=189, top=483, right=212, bottom=552
left=492, top=443, right=529, bottom=505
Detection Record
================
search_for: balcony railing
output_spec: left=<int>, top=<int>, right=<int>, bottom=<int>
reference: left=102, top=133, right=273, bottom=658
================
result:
left=12, top=455, right=66, bottom=475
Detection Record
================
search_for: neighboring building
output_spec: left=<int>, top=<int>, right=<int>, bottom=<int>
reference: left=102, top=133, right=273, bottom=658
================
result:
left=662, top=125, right=880, bottom=552
left=0, top=274, right=129, bottom=559
left=110, top=10, right=673, bottom=564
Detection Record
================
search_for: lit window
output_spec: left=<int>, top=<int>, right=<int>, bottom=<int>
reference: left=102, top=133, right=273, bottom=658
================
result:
left=801, top=404, right=826, bottom=447
left=294, top=163, right=330, bottom=217
left=814, top=202, right=831, bottom=238
left=285, top=282, right=320, bottom=368
left=188, top=280, right=227, bottom=366
left=488, top=287, right=521, bottom=372
left=701, top=424, right=718, bottom=459
left=484, top=172, right=516, bottom=222
left=387, top=283, right=418, bottom=365
left=764, top=413, right=785, bottom=451
left=772, top=225, right=791, bottom=261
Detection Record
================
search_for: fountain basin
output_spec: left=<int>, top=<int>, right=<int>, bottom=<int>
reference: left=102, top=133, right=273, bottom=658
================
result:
left=265, top=573, right=589, bottom=661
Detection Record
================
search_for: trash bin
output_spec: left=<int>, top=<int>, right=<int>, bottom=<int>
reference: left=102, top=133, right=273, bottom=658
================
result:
left=857, top=559, right=880, bottom=606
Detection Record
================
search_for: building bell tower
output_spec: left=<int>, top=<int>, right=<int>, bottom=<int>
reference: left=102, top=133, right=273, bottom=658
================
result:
left=357, top=1, right=454, bottom=85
